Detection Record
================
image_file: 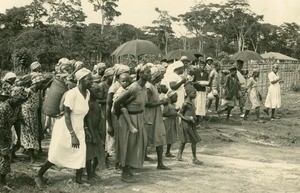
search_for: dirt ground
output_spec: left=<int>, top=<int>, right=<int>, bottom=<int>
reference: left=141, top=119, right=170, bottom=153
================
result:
left=2, top=92, right=300, bottom=193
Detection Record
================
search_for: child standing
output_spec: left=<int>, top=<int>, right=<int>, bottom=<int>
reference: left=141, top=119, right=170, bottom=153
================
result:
left=176, top=84, right=203, bottom=165
left=163, top=91, right=179, bottom=157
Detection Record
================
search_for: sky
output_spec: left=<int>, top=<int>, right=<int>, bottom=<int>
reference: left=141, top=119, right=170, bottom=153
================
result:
left=1, top=0, right=300, bottom=35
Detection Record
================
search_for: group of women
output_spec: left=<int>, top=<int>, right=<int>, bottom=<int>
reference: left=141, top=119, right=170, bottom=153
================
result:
left=0, top=57, right=283, bottom=189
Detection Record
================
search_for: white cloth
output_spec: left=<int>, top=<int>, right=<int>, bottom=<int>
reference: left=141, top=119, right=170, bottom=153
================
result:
left=195, top=91, right=207, bottom=116
left=265, top=71, right=281, bottom=108
left=237, top=70, right=246, bottom=88
left=48, top=87, right=90, bottom=169
left=2, top=72, right=16, bottom=82
left=169, top=73, right=185, bottom=108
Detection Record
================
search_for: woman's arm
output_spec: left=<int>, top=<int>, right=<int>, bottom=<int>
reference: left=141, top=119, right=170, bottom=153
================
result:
left=170, top=78, right=186, bottom=90
left=64, top=106, right=80, bottom=148
left=113, top=90, right=132, bottom=116
left=145, top=88, right=168, bottom=107
left=106, top=93, right=114, bottom=136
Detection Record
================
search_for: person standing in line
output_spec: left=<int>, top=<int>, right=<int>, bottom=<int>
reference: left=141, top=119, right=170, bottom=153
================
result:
left=217, top=66, right=241, bottom=121
left=113, top=65, right=151, bottom=183
left=144, top=66, right=170, bottom=170
left=207, top=62, right=221, bottom=113
left=21, top=73, right=46, bottom=164
left=243, top=69, right=262, bottom=121
left=0, top=87, right=29, bottom=189
left=35, top=68, right=93, bottom=188
left=97, top=68, right=114, bottom=161
left=85, top=83, right=105, bottom=181
left=163, top=91, right=179, bottom=157
left=192, top=62, right=209, bottom=122
left=176, top=84, right=203, bottom=165
left=235, top=60, right=247, bottom=118
left=264, top=64, right=283, bottom=120
left=106, top=65, right=130, bottom=162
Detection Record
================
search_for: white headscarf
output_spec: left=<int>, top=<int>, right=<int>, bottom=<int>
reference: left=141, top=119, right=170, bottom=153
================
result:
left=2, top=72, right=16, bottom=82
left=75, top=68, right=91, bottom=82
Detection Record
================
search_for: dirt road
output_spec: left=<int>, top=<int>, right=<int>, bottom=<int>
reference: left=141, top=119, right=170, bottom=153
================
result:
left=3, top=92, right=300, bottom=193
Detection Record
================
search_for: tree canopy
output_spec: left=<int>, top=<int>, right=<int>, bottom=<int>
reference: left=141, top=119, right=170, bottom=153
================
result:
left=0, top=0, right=299, bottom=71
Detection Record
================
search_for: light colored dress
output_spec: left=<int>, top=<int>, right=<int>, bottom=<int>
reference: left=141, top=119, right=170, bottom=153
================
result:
left=116, top=82, right=148, bottom=168
left=145, top=82, right=166, bottom=147
left=245, top=77, right=260, bottom=109
left=48, top=87, right=90, bottom=169
left=265, top=71, right=281, bottom=108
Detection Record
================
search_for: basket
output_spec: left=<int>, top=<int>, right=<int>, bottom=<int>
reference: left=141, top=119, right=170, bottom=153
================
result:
left=42, top=78, right=68, bottom=117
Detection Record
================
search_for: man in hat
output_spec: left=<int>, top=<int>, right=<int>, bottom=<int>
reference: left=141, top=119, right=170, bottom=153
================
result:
left=205, top=57, right=214, bottom=74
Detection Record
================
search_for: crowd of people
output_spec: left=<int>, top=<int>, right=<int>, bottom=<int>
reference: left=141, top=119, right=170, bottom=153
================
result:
left=0, top=56, right=283, bottom=189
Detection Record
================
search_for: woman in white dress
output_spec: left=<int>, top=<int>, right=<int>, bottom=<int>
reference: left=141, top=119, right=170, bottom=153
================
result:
left=264, top=64, right=283, bottom=120
left=168, top=61, right=187, bottom=108
left=35, top=68, right=93, bottom=188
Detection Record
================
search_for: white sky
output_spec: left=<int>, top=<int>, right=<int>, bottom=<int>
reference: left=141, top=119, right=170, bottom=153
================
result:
left=1, top=0, right=300, bottom=35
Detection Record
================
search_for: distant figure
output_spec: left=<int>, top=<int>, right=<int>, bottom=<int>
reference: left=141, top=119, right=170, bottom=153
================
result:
left=264, top=64, right=283, bottom=120
left=243, top=69, right=262, bottom=121
left=207, top=62, right=221, bottom=112
left=218, top=65, right=241, bottom=121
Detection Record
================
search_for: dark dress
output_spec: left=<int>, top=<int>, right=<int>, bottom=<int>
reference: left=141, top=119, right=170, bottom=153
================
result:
left=163, top=103, right=179, bottom=144
left=144, top=82, right=166, bottom=147
left=86, top=98, right=105, bottom=166
left=116, top=82, right=148, bottom=168
left=177, top=101, right=201, bottom=144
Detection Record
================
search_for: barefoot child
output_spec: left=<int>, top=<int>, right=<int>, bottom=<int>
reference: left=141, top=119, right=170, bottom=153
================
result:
left=176, top=84, right=203, bottom=165
left=163, top=91, right=179, bottom=157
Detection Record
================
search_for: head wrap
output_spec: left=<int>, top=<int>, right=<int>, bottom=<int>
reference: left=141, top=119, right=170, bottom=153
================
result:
left=30, top=61, right=41, bottom=71
left=173, top=61, right=184, bottom=71
left=94, top=63, right=106, bottom=71
left=75, top=68, right=91, bottom=81
left=58, top=58, right=70, bottom=66
left=103, top=67, right=115, bottom=77
left=2, top=72, right=16, bottom=82
left=115, top=64, right=130, bottom=76
left=150, top=66, right=161, bottom=81
left=185, top=84, right=196, bottom=95
left=31, top=73, right=45, bottom=85
left=166, top=90, right=176, bottom=98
